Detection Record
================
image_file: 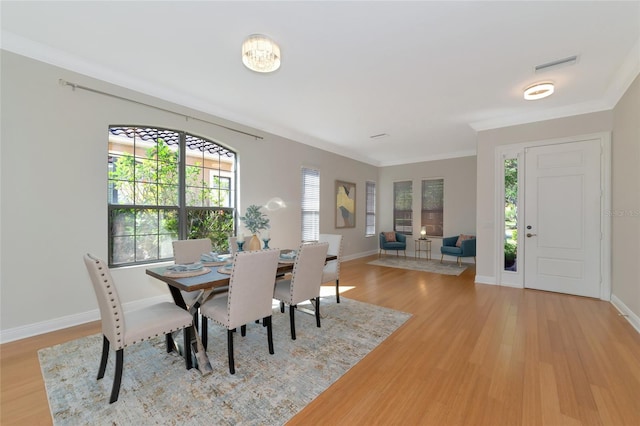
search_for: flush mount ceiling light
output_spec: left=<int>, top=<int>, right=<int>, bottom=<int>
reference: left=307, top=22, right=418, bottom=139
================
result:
left=523, top=82, right=555, bottom=100
left=242, top=34, right=281, bottom=73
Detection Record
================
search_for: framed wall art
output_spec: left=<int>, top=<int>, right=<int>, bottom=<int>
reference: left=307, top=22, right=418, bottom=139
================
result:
left=335, top=180, right=356, bottom=228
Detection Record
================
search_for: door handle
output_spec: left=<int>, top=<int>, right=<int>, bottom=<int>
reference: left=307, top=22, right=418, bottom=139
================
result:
left=526, top=233, right=537, bottom=238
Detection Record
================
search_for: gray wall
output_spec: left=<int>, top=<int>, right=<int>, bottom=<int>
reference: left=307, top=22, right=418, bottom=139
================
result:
left=611, top=74, right=640, bottom=318
left=378, top=156, right=477, bottom=258
left=0, top=51, right=378, bottom=339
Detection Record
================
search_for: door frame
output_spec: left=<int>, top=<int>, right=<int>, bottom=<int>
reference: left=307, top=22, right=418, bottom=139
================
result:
left=494, top=132, right=611, bottom=300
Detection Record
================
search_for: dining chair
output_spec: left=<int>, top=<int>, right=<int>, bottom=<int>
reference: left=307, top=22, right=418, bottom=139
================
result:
left=199, top=249, right=280, bottom=374
left=319, top=234, right=343, bottom=303
left=273, top=242, right=329, bottom=340
left=83, top=254, right=193, bottom=403
left=172, top=238, right=228, bottom=348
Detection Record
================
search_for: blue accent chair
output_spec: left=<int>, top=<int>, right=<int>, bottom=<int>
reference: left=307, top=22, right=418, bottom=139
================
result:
left=440, top=235, right=476, bottom=266
left=379, top=232, right=407, bottom=257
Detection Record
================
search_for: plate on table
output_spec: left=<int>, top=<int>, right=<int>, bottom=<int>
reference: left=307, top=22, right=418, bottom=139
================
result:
left=278, top=249, right=297, bottom=263
left=164, top=263, right=210, bottom=277
left=200, top=252, right=231, bottom=266
left=217, top=262, right=234, bottom=275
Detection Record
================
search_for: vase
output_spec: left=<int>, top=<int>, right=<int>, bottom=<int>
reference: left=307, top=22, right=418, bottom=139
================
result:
left=247, top=234, right=261, bottom=251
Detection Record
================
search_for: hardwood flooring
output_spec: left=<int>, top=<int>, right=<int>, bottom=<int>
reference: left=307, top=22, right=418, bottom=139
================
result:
left=2, top=255, right=639, bottom=425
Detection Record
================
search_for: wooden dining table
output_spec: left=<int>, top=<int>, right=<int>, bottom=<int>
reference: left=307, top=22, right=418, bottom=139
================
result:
left=145, top=253, right=337, bottom=374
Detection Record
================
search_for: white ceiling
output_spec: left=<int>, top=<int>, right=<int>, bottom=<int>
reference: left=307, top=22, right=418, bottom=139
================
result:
left=2, top=1, right=639, bottom=166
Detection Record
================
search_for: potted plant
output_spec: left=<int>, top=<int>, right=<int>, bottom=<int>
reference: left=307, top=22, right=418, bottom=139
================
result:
left=239, top=204, right=270, bottom=250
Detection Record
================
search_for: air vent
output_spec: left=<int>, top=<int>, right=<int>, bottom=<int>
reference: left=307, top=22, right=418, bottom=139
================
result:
left=370, top=133, right=389, bottom=139
left=535, top=55, right=578, bottom=73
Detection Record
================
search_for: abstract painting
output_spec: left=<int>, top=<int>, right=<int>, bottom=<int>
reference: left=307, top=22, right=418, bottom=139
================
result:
left=336, top=180, right=356, bottom=228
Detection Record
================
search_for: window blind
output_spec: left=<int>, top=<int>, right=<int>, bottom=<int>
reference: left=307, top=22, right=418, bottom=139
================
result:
left=301, top=167, right=320, bottom=242
left=421, top=178, right=444, bottom=237
left=365, top=181, right=376, bottom=236
left=393, top=180, right=413, bottom=234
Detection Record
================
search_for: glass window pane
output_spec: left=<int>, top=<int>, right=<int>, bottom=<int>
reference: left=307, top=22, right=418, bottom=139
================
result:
left=111, top=236, right=135, bottom=264
left=136, top=234, right=159, bottom=261
left=136, top=209, right=159, bottom=234
left=504, top=159, right=518, bottom=272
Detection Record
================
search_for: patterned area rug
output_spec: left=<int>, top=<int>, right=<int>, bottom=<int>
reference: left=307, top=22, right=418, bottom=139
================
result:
left=367, top=257, right=468, bottom=276
left=38, top=296, right=410, bottom=425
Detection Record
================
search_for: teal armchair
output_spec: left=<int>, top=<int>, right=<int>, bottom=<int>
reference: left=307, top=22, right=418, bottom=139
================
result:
left=379, top=232, right=407, bottom=257
left=440, top=235, right=476, bottom=266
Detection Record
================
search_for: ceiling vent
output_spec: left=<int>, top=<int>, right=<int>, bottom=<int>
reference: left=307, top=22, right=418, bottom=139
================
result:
left=534, top=55, right=578, bottom=73
left=370, top=133, right=389, bottom=139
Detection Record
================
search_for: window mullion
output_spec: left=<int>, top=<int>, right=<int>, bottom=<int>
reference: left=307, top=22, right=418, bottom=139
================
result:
left=178, top=132, right=187, bottom=240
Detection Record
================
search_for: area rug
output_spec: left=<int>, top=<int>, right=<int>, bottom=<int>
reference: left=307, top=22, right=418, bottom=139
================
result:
left=367, top=257, right=468, bottom=276
left=38, top=296, right=410, bottom=425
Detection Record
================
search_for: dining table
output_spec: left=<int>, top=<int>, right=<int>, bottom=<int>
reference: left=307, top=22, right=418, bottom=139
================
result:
left=146, top=252, right=337, bottom=375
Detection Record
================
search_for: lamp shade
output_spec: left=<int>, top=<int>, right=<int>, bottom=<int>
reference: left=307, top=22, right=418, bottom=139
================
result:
left=242, top=34, right=281, bottom=73
left=420, top=226, right=427, bottom=237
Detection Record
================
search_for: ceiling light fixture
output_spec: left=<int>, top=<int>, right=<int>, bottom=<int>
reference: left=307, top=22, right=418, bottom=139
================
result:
left=523, top=82, right=554, bottom=100
left=242, top=34, right=281, bottom=73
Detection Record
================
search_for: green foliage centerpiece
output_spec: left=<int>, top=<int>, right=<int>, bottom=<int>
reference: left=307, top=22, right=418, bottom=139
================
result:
left=239, top=204, right=270, bottom=251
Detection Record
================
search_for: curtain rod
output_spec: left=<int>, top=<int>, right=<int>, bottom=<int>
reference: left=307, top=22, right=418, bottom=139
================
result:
left=58, top=79, right=264, bottom=140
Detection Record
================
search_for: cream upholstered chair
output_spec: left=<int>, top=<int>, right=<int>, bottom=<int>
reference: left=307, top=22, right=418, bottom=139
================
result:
left=273, top=242, right=329, bottom=340
left=172, top=238, right=228, bottom=348
left=83, top=254, right=193, bottom=403
left=199, top=249, right=280, bottom=374
left=318, top=234, right=343, bottom=303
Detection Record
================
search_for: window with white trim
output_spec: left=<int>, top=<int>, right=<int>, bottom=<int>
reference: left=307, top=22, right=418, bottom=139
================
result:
left=365, top=181, right=376, bottom=236
left=301, top=167, right=320, bottom=242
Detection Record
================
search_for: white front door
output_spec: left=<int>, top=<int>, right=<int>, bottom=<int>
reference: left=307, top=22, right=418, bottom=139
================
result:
left=523, top=139, right=602, bottom=298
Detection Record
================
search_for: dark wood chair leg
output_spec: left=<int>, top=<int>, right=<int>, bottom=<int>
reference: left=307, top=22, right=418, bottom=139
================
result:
left=280, top=301, right=285, bottom=313
left=97, top=335, right=109, bottom=380
left=166, top=333, right=173, bottom=353
left=336, top=279, right=340, bottom=303
left=201, top=316, right=208, bottom=349
left=265, top=315, right=274, bottom=354
left=109, top=349, right=123, bottom=404
left=227, top=329, right=235, bottom=374
left=289, top=305, right=297, bottom=340
left=241, top=324, right=246, bottom=336
left=183, top=326, right=192, bottom=370
left=315, top=298, right=321, bottom=327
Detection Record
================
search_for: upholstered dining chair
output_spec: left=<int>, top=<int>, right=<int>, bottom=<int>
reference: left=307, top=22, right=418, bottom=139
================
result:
left=83, top=254, right=193, bottom=403
left=273, top=242, right=329, bottom=340
left=172, top=238, right=228, bottom=348
left=319, top=234, right=343, bottom=303
left=199, top=249, right=280, bottom=374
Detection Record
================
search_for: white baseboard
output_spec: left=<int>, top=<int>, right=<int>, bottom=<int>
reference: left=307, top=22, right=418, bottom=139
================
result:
left=610, top=294, right=640, bottom=335
left=474, top=275, right=496, bottom=285
left=0, top=294, right=171, bottom=344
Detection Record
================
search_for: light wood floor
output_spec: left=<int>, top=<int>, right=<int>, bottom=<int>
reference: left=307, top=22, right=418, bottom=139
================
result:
left=2, top=255, right=640, bottom=425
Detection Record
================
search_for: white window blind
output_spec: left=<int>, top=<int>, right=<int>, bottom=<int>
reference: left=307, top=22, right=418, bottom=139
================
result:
left=365, top=181, right=376, bottom=236
left=301, top=167, right=320, bottom=242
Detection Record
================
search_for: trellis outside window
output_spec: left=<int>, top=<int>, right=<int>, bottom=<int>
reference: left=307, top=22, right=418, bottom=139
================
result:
left=107, top=126, right=236, bottom=267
